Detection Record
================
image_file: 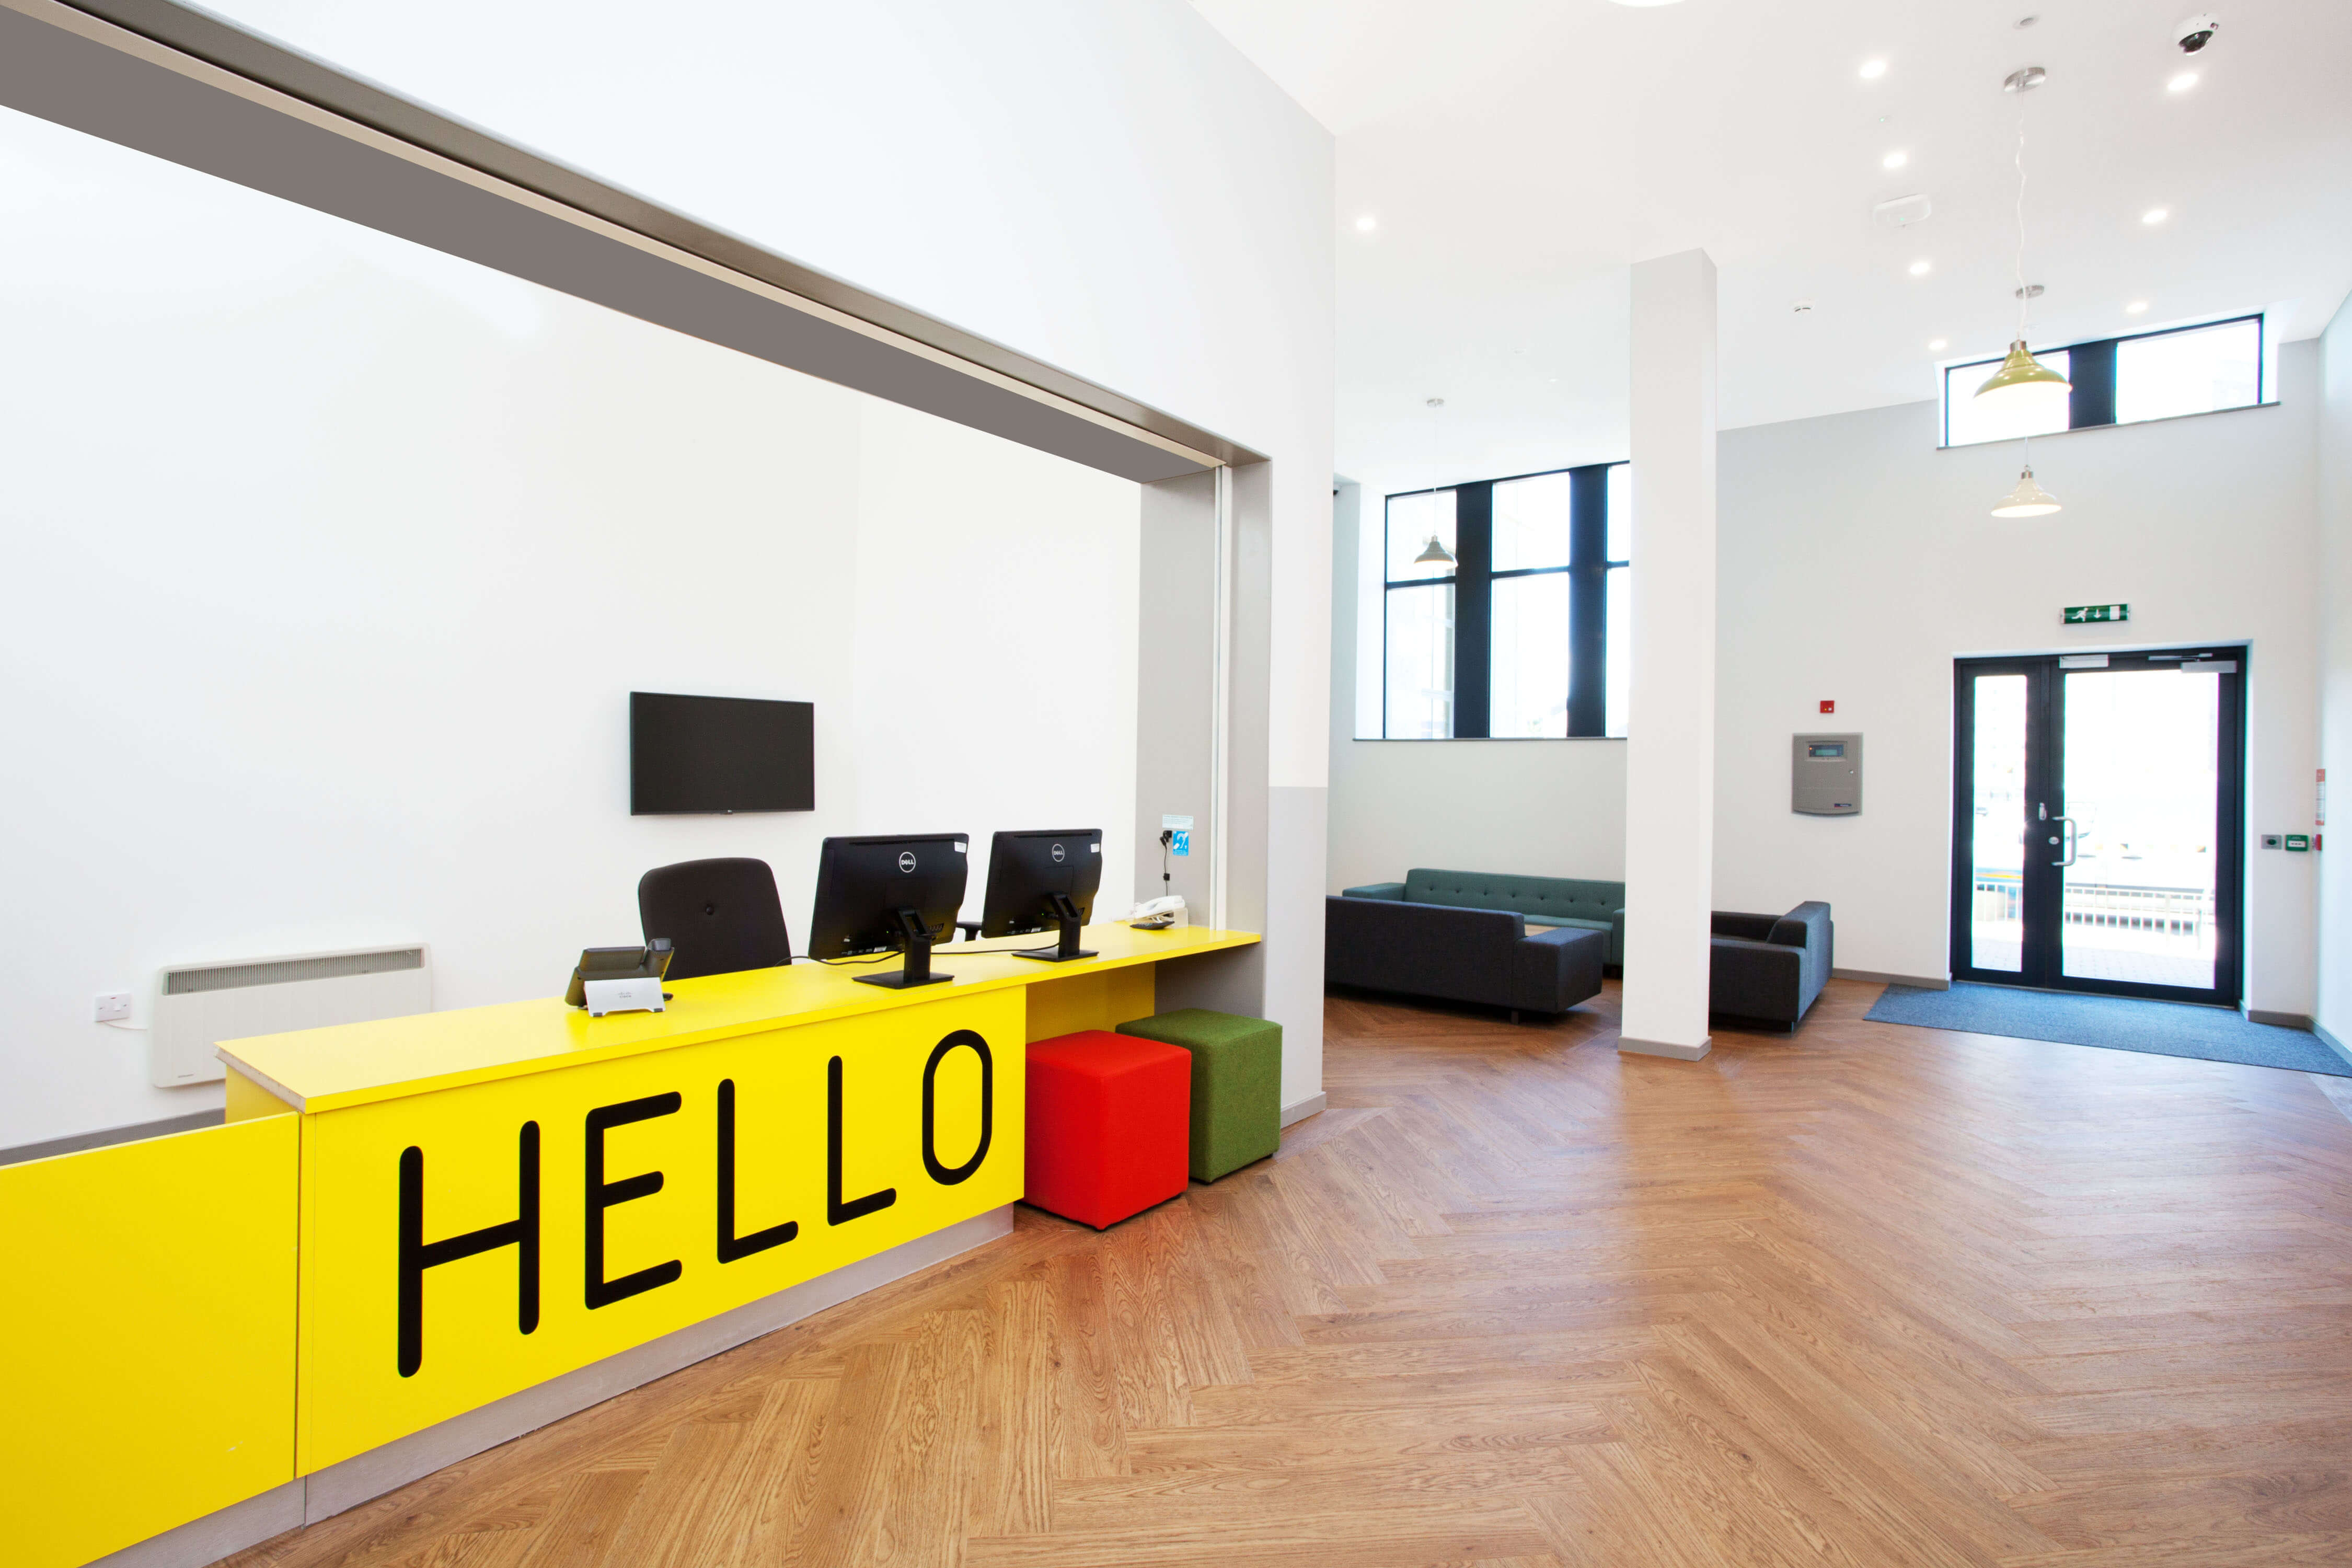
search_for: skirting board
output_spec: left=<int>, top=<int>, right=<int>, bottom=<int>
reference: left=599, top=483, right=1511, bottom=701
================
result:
left=0, top=1108, right=225, bottom=1168
left=2246, top=1007, right=2315, bottom=1031
left=85, top=1205, right=1015, bottom=1568
left=1281, top=1093, right=1326, bottom=1127
left=1619, top=1035, right=1712, bottom=1061
left=81, top=1478, right=304, bottom=1568
left=2314, top=1023, right=2352, bottom=1071
left=1832, top=969, right=1951, bottom=990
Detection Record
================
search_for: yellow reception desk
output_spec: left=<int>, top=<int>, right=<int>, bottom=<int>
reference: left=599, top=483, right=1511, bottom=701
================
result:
left=4, top=922, right=1255, bottom=1568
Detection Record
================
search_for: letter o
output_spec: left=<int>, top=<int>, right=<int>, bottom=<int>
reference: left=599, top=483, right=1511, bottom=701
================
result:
left=921, top=1030, right=993, bottom=1185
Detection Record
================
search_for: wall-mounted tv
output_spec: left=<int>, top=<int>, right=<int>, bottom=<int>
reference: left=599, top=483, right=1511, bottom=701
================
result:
left=630, top=692, right=814, bottom=815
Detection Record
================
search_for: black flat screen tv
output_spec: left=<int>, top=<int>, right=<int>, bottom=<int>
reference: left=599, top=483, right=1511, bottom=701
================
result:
left=629, top=692, right=814, bottom=815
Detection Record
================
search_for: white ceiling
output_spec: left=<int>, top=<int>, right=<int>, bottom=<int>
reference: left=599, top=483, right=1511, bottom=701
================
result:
left=1189, top=0, right=2352, bottom=494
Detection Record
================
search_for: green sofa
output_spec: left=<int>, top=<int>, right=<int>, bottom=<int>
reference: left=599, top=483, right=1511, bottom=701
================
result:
left=1343, top=869, right=1627, bottom=967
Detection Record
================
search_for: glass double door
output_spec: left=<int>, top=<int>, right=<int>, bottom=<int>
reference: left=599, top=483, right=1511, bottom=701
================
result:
left=1952, top=649, right=2245, bottom=1005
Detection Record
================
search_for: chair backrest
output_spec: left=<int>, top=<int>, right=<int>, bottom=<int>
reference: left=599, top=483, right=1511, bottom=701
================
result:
left=638, top=858, right=793, bottom=980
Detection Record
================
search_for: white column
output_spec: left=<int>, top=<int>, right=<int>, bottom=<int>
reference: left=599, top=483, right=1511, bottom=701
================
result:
left=1618, top=250, right=1719, bottom=1060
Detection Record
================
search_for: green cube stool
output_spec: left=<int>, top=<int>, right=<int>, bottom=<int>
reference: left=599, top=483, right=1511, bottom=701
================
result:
left=1115, top=1008, right=1282, bottom=1181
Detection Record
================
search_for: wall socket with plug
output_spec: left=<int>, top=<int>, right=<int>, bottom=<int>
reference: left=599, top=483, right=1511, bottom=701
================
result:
left=94, top=991, right=132, bottom=1023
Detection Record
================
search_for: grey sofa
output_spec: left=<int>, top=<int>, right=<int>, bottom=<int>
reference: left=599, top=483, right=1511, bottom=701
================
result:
left=1325, top=895, right=1605, bottom=1022
left=1342, top=869, right=1627, bottom=967
left=1710, top=902, right=1833, bottom=1028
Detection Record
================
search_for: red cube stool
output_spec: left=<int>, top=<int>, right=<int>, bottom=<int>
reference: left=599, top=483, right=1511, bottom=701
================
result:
left=1024, top=1030, right=1191, bottom=1230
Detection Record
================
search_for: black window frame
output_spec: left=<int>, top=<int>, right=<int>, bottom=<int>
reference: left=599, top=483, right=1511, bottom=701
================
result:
left=1379, top=460, right=1628, bottom=741
left=1940, top=313, right=2267, bottom=448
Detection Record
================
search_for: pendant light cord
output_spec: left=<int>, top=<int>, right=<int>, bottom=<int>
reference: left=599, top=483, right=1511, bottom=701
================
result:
left=2013, top=109, right=2031, bottom=342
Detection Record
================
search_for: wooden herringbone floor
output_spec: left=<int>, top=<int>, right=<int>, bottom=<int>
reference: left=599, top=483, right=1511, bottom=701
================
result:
left=221, top=979, right=2352, bottom=1567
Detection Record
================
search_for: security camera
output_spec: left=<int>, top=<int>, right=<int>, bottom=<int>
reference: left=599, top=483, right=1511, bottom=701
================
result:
left=2174, top=12, right=2218, bottom=52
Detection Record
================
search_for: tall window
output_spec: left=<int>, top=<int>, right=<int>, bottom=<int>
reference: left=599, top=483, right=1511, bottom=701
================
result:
left=1942, top=315, right=2265, bottom=447
left=1382, top=460, right=1628, bottom=739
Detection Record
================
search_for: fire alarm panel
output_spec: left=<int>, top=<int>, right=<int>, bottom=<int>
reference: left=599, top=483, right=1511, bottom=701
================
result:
left=1793, top=733, right=1862, bottom=816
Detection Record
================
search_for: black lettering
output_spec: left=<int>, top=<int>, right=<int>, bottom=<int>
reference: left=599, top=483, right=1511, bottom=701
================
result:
left=827, top=1056, right=897, bottom=1225
left=921, top=1030, right=993, bottom=1186
left=397, top=1121, right=539, bottom=1377
left=717, top=1077, right=799, bottom=1262
left=584, top=1092, right=684, bottom=1308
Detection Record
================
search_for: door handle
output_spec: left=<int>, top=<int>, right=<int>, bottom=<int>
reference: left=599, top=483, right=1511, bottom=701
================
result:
left=2051, top=816, right=2077, bottom=867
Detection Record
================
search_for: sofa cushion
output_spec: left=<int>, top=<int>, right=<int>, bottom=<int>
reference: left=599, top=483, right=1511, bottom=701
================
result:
left=1530, top=916, right=1613, bottom=936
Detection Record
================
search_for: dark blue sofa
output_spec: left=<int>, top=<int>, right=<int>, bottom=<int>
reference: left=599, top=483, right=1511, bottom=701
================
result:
left=1710, top=902, right=1834, bottom=1028
left=1342, top=869, right=1625, bottom=967
left=1325, top=895, right=1605, bottom=1022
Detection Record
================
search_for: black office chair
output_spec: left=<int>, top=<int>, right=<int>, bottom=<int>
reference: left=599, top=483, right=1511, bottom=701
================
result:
left=638, top=858, right=793, bottom=981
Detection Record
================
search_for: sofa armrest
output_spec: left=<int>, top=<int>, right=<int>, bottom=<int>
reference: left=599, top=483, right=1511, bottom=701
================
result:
left=1512, top=927, right=1605, bottom=1014
left=1343, top=881, right=1406, bottom=901
left=1711, top=912, right=1778, bottom=941
left=1768, top=901, right=1833, bottom=949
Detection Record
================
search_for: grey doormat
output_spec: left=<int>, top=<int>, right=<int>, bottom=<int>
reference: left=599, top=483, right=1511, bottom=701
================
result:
left=1865, top=981, right=2349, bottom=1077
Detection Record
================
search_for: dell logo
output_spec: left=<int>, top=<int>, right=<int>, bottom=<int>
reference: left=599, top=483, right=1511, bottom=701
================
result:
left=1051, top=843, right=1066, bottom=863
left=897, top=851, right=917, bottom=873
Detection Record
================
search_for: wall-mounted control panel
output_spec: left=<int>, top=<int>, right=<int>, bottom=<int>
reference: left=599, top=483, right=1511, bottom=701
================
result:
left=1793, top=733, right=1862, bottom=816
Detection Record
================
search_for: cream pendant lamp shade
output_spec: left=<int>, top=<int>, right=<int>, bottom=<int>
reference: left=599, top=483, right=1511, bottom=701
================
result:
left=1413, top=534, right=1456, bottom=568
left=1990, top=465, right=2061, bottom=518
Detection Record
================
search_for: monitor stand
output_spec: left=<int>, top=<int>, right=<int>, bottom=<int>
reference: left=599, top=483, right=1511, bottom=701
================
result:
left=1013, top=893, right=1098, bottom=963
left=856, top=909, right=954, bottom=988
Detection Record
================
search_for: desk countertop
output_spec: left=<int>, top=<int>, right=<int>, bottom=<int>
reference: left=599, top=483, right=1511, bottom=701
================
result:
left=217, top=924, right=1258, bottom=1113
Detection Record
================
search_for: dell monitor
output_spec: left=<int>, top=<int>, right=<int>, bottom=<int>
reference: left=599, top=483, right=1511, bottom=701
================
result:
left=979, top=828, right=1102, bottom=962
left=807, top=834, right=969, bottom=988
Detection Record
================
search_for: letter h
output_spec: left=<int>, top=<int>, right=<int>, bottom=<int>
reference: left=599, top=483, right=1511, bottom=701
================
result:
left=397, top=1122, right=540, bottom=1378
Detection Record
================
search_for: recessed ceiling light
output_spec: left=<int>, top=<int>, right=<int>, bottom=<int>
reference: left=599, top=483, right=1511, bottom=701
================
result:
left=1607, top=0, right=1685, bottom=7
left=1929, top=338, right=1949, bottom=351
left=1425, top=397, right=1445, bottom=407
left=1883, top=150, right=1908, bottom=169
left=2126, top=300, right=2150, bottom=314
left=2168, top=71, right=2199, bottom=92
left=1909, top=259, right=1932, bottom=276
left=1354, top=214, right=1377, bottom=233
left=2142, top=206, right=2169, bottom=224
left=1860, top=57, right=1888, bottom=79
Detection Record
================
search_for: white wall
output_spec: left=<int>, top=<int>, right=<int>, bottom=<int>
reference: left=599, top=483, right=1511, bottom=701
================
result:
left=1327, top=481, right=1627, bottom=891
left=1716, top=345, right=2321, bottom=1007
left=205, top=0, right=1336, bottom=812
left=1331, top=343, right=2325, bottom=1013
left=2320, top=295, right=2352, bottom=1046
left=0, top=108, right=1139, bottom=1148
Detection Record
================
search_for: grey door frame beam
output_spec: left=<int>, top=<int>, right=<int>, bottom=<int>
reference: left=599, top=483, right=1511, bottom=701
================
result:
left=1, top=0, right=1259, bottom=482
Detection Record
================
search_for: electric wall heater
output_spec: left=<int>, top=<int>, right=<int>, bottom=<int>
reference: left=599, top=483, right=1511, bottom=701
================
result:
left=149, top=944, right=434, bottom=1088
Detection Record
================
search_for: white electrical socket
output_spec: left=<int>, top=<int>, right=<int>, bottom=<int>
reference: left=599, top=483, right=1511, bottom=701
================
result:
left=94, top=991, right=132, bottom=1023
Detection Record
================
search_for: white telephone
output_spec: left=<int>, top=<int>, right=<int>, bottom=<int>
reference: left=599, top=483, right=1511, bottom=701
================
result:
left=1126, top=896, right=1189, bottom=929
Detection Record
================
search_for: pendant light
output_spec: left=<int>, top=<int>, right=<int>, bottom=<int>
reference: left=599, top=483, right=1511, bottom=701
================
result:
left=1981, top=66, right=2065, bottom=516
left=1990, top=449, right=2061, bottom=517
left=1413, top=534, right=1457, bottom=569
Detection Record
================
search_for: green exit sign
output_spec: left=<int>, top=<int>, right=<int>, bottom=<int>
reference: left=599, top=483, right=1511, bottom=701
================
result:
left=2063, top=603, right=2129, bottom=625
